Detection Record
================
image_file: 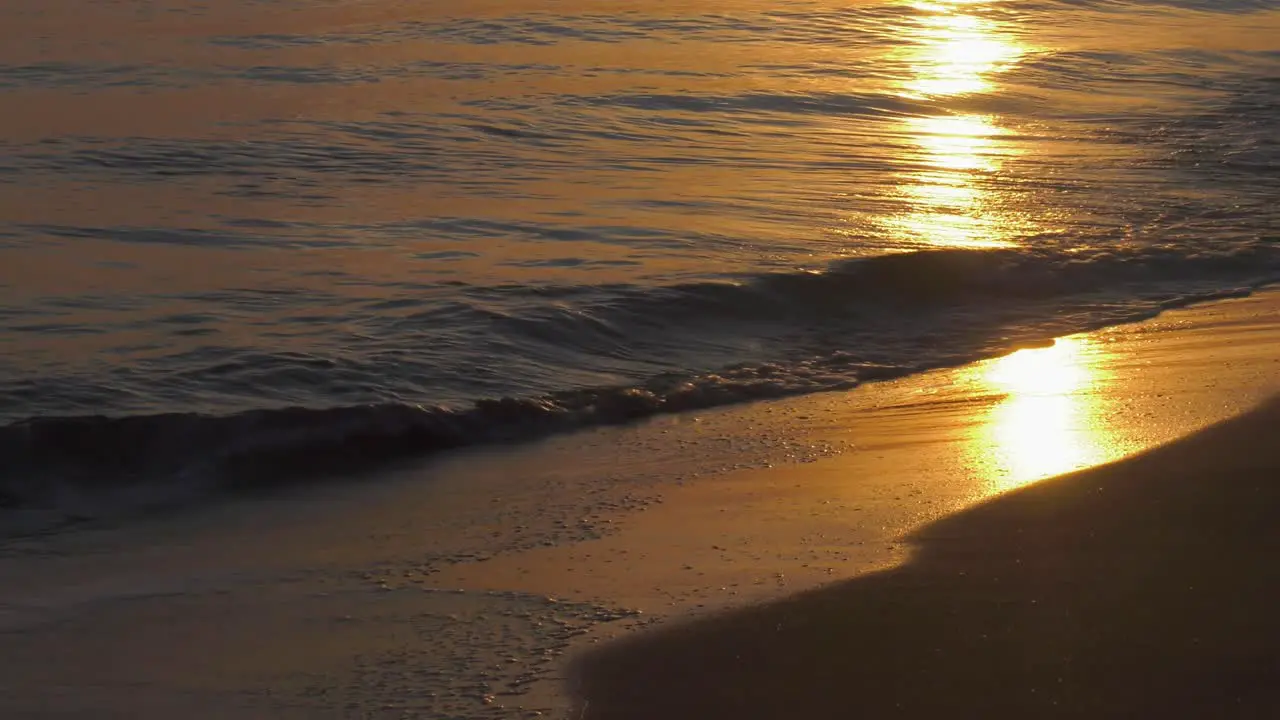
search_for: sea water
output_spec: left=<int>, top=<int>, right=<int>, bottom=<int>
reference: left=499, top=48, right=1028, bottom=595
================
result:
left=1, top=0, right=1277, bottom=514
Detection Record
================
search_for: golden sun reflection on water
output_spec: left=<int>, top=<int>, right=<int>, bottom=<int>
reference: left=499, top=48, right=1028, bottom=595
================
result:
left=904, top=7, right=1023, bottom=99
left=972, top=337, right=1112, bottom=491
left=909, top=114, right=1003, bottom=172
left=880, top=0, right=1031, bottom=250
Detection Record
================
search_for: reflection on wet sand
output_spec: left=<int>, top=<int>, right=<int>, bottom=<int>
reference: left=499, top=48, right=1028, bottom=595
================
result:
left=968, top=337, right=1117, bottom=491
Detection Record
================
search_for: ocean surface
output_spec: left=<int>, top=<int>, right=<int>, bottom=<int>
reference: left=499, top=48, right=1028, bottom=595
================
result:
left=1, top=0, right=1277, bottom=519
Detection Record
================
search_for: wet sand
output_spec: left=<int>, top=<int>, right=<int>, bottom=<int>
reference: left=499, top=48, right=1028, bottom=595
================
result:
left=1, top=292, right=1278, bottom=718
left=433, top=292, right=1280, bottom=614
left=572, top=395, right=1280, bottom=719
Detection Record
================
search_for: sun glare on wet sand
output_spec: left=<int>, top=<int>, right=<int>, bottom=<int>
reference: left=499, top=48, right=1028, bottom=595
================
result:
left=970, top=337, right=1115, bottom=491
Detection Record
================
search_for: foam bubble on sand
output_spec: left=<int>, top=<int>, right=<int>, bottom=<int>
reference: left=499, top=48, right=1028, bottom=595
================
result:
left=242, top=587, right=644, bottom=719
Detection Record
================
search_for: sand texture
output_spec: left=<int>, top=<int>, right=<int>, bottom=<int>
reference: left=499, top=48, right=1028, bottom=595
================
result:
left=573, top=396, right=1280, bottom=719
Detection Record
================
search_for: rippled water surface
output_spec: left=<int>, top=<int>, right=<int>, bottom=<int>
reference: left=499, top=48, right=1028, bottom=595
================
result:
left=1, top=0, right=1277, bottom=504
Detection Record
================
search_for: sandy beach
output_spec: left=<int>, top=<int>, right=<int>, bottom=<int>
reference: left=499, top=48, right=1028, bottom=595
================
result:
left=2, top=290, right=1278, bottom=718
left=4, top=0, right=1279, bottom=717
left=572, top=398, right=1280, bottom=719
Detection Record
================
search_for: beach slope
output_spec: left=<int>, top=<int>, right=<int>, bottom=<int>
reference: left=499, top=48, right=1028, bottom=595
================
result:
left=573, top=395, right=1280, bottom=719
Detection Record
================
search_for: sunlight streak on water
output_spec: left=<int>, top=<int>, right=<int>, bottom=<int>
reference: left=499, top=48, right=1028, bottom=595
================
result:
left=886, top=114, right=1015, bottom=248
left=1, top=0, right=1277, bottom=421
left=880, top=0, right=1030, bottom=249
left=904, top=9, right=1023, bottom=98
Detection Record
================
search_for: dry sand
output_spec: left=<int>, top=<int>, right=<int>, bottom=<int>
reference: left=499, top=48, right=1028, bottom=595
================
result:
left=0, top=291, right=1277, bottom=718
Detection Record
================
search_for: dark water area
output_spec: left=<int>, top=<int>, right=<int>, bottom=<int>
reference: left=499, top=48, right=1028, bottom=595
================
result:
left=1, top=0, right=1277, bottom=518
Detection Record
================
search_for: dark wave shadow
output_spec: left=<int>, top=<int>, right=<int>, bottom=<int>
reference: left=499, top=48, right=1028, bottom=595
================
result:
left=572, top=395, right=1280, bottom=719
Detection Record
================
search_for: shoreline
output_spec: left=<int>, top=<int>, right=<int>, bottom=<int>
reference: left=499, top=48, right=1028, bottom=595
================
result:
left=572, top=394, right=1280, bottom=718
left=430, top=289, right=1280, bottom=614
left=5, top=284, right=1275, bottom=538
left=1, top=290, right=1278, bottom=718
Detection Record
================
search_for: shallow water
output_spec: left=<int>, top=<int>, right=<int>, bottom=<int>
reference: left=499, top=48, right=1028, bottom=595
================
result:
left=1, top=0, right=1277, bottom=508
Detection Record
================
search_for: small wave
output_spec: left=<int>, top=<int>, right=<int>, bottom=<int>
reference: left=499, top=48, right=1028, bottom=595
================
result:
left=598, top=243, right=1279, bottom=330
left=3, top=244, right=1276, bottom=530
left=0, top=360, right=907, bottom=522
